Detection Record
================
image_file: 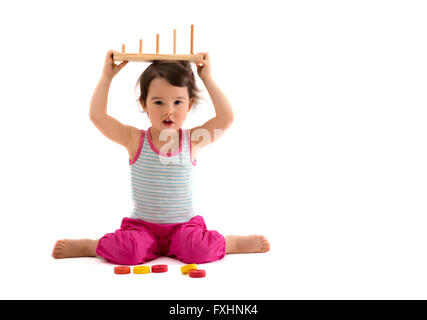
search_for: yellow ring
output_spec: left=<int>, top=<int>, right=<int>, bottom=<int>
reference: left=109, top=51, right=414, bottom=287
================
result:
left=181, top=264, right=198, bottom=274
left=133, top=265, right=150, bottom=274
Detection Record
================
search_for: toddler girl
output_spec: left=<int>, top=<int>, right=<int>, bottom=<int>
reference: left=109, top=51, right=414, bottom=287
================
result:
left=52, top=50, right=270, bottom=265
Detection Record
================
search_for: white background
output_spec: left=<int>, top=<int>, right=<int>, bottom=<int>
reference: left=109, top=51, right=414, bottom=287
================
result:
left=0, top=0, right=426, bottom=299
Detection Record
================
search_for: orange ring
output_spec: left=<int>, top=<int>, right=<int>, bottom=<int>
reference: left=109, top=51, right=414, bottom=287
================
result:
left=114, top=266, right=130, bottom=274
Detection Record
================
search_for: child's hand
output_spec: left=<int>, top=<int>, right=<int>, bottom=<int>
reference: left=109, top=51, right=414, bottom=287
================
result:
left=194, top=52, right=212, bottom=82
left=102, top=50, right=128, bottom=79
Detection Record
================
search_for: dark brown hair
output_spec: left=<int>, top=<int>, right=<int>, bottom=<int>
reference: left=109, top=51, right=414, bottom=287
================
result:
left=135, top=60, right=202, bottom=113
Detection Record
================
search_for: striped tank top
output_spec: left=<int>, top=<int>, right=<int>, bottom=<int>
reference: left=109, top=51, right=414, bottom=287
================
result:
left=128, top=127, right=197, bottom=224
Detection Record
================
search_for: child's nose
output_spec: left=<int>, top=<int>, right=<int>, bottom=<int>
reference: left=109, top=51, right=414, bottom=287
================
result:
left=164, top=105, right=174, bottom=115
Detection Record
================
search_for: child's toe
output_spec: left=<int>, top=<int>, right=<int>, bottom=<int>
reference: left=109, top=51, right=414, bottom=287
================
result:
left=52, top=240, right=65, bottom=258
left=260, top=236, right=270, bottom=252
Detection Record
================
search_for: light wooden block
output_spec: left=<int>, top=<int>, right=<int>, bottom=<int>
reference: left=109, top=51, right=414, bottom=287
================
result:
left=113, top=53, right=203, bottom=62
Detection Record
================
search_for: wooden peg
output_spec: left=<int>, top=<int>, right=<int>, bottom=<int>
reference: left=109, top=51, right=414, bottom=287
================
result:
left=139, top=39, right=143, bottom=54
left=190, top=24, right=194, bottom=54
left=122, top=44, right=125, bottom=53
left=173, top=29, right=176, bottom=54
left=156, top=34, right=159, bottom=54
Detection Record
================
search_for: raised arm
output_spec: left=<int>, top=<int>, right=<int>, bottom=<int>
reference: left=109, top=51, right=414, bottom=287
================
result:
left=89, top=51, right=140, bottom=157
left=190, top=52, right=234, bottom=149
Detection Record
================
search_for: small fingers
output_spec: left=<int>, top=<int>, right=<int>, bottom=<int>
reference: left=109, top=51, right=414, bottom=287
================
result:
left=106, top=49, right=115, bottom=61
left=197, top=52, right=209, bottom=59
left=106, top=49, right=122, bottom=63
left=195, top=52, right=208, bottom=64
left=117, top=60, right=128, bottom=70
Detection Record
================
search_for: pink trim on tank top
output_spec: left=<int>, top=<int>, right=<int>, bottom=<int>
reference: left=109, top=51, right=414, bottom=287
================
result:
left=129, top=130, right=145, bottom=165
left=147, top=127, right=183, bottom=157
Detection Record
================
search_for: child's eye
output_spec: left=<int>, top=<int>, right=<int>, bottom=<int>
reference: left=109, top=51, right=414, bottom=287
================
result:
left=174, top=100, right=183, bottom=105
left=154, top=101, right=163, bottom=105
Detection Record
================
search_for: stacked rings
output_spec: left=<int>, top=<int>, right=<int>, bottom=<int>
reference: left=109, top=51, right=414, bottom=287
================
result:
left=181, top=264, right=198, bottom=274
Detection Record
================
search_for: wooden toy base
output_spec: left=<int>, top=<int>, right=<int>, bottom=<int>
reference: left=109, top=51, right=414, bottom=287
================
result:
left=113, top=53, right=203, bottom=62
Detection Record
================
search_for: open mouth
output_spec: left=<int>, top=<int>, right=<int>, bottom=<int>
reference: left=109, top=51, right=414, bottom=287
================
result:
left=162, top=120, right=174, bottom=126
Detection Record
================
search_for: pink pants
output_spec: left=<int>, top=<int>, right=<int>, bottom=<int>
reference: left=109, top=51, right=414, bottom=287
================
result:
left=96, top=215, right=226, bottom=265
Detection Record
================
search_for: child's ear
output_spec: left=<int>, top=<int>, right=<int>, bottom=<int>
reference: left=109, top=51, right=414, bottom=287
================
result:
left=140, top=99, right=147, bottom=112
left=188, top=98, right=194, bottom=112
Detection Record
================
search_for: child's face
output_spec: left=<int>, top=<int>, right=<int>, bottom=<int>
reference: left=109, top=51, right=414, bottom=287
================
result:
left=143, top=77, right=194, bottom=132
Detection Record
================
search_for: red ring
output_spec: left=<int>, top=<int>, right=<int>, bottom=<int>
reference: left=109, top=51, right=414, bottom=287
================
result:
left=151, top=264, right=168, bottom=273
left=189, top=269, right=206, bottom=278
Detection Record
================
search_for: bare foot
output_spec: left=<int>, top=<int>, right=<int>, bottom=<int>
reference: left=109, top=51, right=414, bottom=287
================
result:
left=225, top=235, right=270, bottom=254
left=52, top=239, right=99, bottom=259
